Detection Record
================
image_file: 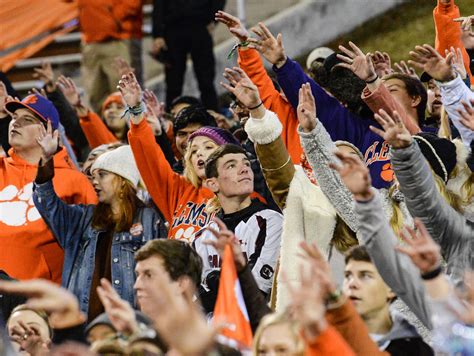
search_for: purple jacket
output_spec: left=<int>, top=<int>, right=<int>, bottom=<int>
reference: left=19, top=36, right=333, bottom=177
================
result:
left=274, top=58, right=393, bottom=189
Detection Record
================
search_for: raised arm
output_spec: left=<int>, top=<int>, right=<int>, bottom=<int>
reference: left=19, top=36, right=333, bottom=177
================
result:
left=331, top=147, right=432, bottom=328
left=336, top=42, right=420, bottom=134
left=221, top=66, right=295, bottom=209
left=33, top=122, right=87, bottom=250
left=120, top=72, right=189, bottom=224
left=297, top=83, right=358, bottom=232
left=371, top=109, right=473, bottom=286
left=247, top=23, right=367, bottom=147
left=434, top=0, right=473, bottom=82
left=57, top=75, right=118, bottom=148
left=34, top=62, right=90, bottom=161
left=409, top=43, right=474, bottom=146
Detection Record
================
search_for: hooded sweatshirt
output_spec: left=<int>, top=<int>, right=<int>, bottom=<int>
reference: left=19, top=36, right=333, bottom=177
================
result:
left=0, top=148, right=97, bottom=283
left=376, top=311, right=433, bottom=356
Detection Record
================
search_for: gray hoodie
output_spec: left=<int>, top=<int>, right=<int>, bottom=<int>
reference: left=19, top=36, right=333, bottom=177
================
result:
left=390, top=142, right=474, bottom=286
left=299, top=123, right=432, bottom=331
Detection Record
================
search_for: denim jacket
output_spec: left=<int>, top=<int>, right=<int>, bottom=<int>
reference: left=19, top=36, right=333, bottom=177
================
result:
left=33, top=181, right=167, bottom=315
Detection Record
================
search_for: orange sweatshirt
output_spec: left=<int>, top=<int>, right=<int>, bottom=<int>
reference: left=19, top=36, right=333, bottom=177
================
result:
left=79, top=111, right=118, bottom=149
left=326, top=300, right=388, bottom=356
left=434, top=0, right=473, bottom=83
left=238, top=48, right=303, bottom=164
left=0, top=148, right=97, bottom=284
left=77, top=0, right=143, bottom=43
left=128, top=120, right=215, bottom=242
left=305, top=326, right=356, bottom=356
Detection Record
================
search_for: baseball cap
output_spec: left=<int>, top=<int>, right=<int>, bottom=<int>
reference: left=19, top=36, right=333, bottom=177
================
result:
left=306, top=47, right=335, bottom=70
left=5, top=94, right=60, bottom=129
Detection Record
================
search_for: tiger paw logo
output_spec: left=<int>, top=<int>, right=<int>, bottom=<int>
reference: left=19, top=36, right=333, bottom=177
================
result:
left=380, top=163, right=394, bottom=182
left=0, top=183, right=41, bottom=226
left=23, top=95, right=39, bottom=104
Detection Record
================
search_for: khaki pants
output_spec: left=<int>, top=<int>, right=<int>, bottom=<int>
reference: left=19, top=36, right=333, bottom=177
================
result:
left=81, top=40, right=131, bottom=113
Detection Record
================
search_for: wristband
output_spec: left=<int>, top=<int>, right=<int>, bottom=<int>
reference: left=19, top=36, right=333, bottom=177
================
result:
left=227, top=41, right=250, bottom=59
left=365, top=75, right=379, bottom=84
left=249, top=101, right=263, bottom=110
left=122, top=101, right=145, bottom=118
left=421, top=265, right=442, bottom=280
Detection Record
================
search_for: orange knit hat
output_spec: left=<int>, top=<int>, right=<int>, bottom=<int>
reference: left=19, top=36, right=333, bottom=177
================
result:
left=101, top=92, right=125, bottom=113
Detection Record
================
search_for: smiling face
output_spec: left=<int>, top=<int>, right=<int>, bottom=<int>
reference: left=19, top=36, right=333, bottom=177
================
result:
left=188, top=135, right=219, bottom=179
left=103, top=102, right=126, bottom=134
left=343, top=260, right=394, bottom=318
left=8, top=108, right=45, bottom=150
left=206, top=153, right=254, bottom=198
left=91, top=169, right=119, bottom=204
left=8, top=309, right=50, bottom=354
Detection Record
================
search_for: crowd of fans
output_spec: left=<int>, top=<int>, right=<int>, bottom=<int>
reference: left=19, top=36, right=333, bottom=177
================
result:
left=0, top=0, right=474, bottom=354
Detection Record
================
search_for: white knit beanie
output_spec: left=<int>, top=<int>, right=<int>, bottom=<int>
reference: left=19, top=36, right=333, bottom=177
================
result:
left=91, top=145, right=140, bottom=188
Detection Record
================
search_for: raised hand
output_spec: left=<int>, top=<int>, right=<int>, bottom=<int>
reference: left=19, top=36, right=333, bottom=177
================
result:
left=151, top=37, right=167, bottom=56
left=204, top=217, right=247, bottom=272
left=370, top=109, right=412, bottom=148
left=144, top=103, right=163, bottom=136
left=247, top=23, right=287, bottom=68
left=36, top=120, right=59, bottom=162
left=56, top=75, right=81, bottom=107
left=408, top=44, right=456, bottom=82
left=298, top=241, right=336, bottom=298
left=446, top=47, right=467, bottom=80
left=0, top=279, right=85, bottom=330
left=33, top=61, right=56, bottom=92
left=336, top=41, right=377, bottom=82
left=145, top=265, right=220, bottom=354
left=330, top=150, right=372, bottom=200
left=114, top=57, right=135, bottom=78
left=454, top=15, right=474, bottom=31
left=393, top=60, right=419, bottom=79
left=297, top=83, right=317, bottom=133
left=456, top=99, right=474, bottom=131
left=396, top=219, right=441, bottom=274
left=143, top=89, right=165, bottom=119
left=286, top=261, right=327, bottom=340
left=9, top=320, right=49, bottom=355
left=215, top=11, right=250, bottom=42
left=96, top=278, right=138, bottom=336
left=117, top=72, right=142, bottom=108
left=30, top=87, right=48, bottom=98
left=220, top=67, right=260, bottom=109
left=371, top=51, right=393, bottom=77
left=0, top=81, right=8, bottom=116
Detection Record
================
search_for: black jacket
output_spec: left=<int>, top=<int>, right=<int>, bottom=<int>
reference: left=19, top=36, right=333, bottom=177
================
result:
left=152, top=0, right=226, bottom=37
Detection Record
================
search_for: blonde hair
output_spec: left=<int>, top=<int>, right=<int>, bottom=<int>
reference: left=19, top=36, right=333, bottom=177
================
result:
left=8, top=304, right=52, bottom=338
left=183, top=144, right=202, bottom=188
left=388, top=172, right=463, bottom=235
left=253, top=313, right=304, bottom=356
left=437, top=107, right=452, bottom=140
left=459, top=172, right=474, bottom=206
left=332, top=216, right=358, bottom=253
